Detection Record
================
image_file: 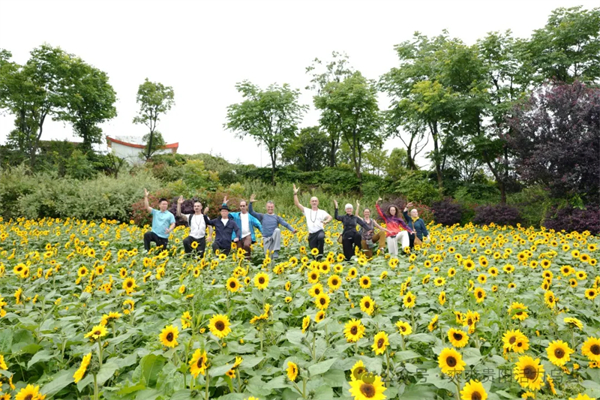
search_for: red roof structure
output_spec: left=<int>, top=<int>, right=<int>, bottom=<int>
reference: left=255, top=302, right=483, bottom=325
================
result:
left=106, top=136, right=179, bottom=151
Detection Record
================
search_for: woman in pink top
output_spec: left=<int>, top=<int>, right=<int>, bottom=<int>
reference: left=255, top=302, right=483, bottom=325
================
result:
left=375, top=197, right=413, bottom=256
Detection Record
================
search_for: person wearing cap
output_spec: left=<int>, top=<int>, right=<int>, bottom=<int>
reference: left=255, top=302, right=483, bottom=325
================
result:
left=333, top=200, right=372, bottom=261
left=222, top=196, right=262, bottom=261
left=248, top=193, right=296, bottom=260
left=206, top=203, right=241, bottom=256
left=293, top=184, right=332, bottom=259
left=403, top=201, right=428, bottom=248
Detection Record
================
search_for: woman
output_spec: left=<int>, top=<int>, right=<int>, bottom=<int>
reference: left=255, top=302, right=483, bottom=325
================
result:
left=355, top=200, right=389, bottom=258
left=375, top=197, right=414, bottom=256
left=334, top=200, right=371, bottom=261
left=403, top=201, right=428, bottom=248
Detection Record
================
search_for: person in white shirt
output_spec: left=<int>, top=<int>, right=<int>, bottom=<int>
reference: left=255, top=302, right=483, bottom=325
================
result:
left=176, top=196, right=213, bottom=258
left=223, top=196, right=262, bottom=261
left=293, top=184, right=332, bottom=259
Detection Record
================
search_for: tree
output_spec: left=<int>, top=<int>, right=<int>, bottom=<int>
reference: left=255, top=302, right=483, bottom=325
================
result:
left=0, top=45, right=69, bottom=169
left=133, top=78, right=175, bottom=160
left=141, top=131, right=166, bottom=160
left=314, top=71, right=381, bottom=183
left=57, top=60, right=117, bottom=151
left=525, top=6, right=600, bottom=84
left=281, top=126, right=328, bottom=172
left=306, top=52, right=354, bottom=167
left=506, top=81, right=600, bottom=204
left=225, top=81, right=306, bottom=185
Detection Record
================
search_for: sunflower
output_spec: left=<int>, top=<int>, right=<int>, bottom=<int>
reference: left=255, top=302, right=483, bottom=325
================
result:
left=359, top=276, right=371, bottom=289
left=502, top=329, right=526, bottom=352
left=208, top=314, right=231, bottom=339
left=488, top=267, right=499, bottom=277
left=403, top=291, right=416, bottom=308
left=181, top=311, right=192, bottom=329
left=159, top=325, right=179, bottom=348
left=438, top=291, right=447, bottom=306
left=546, top=340, right=574, bottom=366
left=581, top=337, right=600, bottom=362
left=189, top=348, right=208, bottom=377
left=428, top=314, right=439, bottom=332
left=119, top=268, right=127, bottom=278
left=308, top=283, right=324, bottom=297
left=460, top=379, right=487, bottom=400
left=77, top=266, right=88, bottom=277
left=438, top=347, right=466, bottom=376
left=448, top=328, right=469, bottom=348
left=301, top=315, right=311, bottom=333
left=395, top=320, right=412, bottom=336
left=287, top=361, right=298, bottom=381
left=73, top=352, right=92, bottom=383
left=123, top=299, right=135, bottom=315
left=15, top=384, right=42, bottom=400
left=473, top=288, right=486, bottom=303
left=315, top=310, right=326, bottom=322
left=372, top=331, right=389, bottom=355
left=0, top=354, right=7, bottom=370
left=344, top=319, right=365, bottom=343
left=253, top=272, right=269, bottom=290
left=84, top=324, right=108, bottom=342
left=348, top=267, right=358, bottom=279
left=100, top=311, right=122, bottom=326
left=310, top=247, right=319, bottom=256
left=226, top=277, right=241, bottom=293
left=285, top=281, right=292, bottom=291
left=569, top=395, right=595, bottom=400
left=434, top=277, right=446, bottom=287
left=327, top=275, right=342, bottom=291
left=448, top=268, right=457, bottom=277
left=463, top=260, right=475, bottom=270
left=308, top=270, right=320, bottom=283
left=219, top=253, right=227, bottom=261
left=350, top=360, right=367, bottom=381
left=348, top=374, right=387, bottom=400
left=513, top=356, right=544, bottom=391
left=123, top=277, right=137, bottom=294
left=315, top=293, right=330, bottom=310
left=360, top=296, right=375, bottom=316
left=544, top=291, right=557, bottom=309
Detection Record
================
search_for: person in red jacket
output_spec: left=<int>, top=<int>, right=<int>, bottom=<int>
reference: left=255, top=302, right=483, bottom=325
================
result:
left=375, top=197, right=414, bottom=256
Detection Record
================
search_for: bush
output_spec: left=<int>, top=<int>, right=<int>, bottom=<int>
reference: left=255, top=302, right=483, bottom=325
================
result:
left=543, top=205, right=600, bottom=234
left=391, top=170, right=441, bottom=205
left=431, top=198, right=464, bottom=226
left=473, top=204, right=522, bottom=226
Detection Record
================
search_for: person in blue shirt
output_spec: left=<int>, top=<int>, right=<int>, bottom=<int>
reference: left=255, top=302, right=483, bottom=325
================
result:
left=403, top=201, right=429, bottom=248
left=222, top=196, right=262, bottom=261
left=248, top=193, right=296, bottom=260
left=206, top=204, right=241, bottom=256
left=143, top=188, right=176, bottom=251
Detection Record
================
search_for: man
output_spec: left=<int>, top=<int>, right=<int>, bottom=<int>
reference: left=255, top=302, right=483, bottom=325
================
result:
left=222, top=196, right=262, bottom=261
left=206, top=203, right=241, bottom=256
left=293, top=184, right=332, bottom=259
left=143, top=188, right=176, bottom=251
left=248, top=193, right=296, bottom=260
left=176, top=196, right=213, bottom=258
left=333, top=200, right=372, bottom=261
left=403, top=202, right=429, bottom=248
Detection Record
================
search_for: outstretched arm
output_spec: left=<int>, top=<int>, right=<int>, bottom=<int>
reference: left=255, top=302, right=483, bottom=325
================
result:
left=248, top=195, right=263, bottom=220
left=375, top=197, right=386, bottom=222
left=355, top=200, right=361, bottom=217
left=144, top=188, right=152, bottom=213
left=293, top=184, right=305, bottom=212
left=176, top=196, right=184, bottom=218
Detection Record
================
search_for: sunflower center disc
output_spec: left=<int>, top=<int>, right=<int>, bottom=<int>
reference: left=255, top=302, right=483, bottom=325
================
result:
left=524, top=365, right=537, bottom=380
left=447, top=356, right=457, bottom=367
left=360, top=383, right=376, bottom=398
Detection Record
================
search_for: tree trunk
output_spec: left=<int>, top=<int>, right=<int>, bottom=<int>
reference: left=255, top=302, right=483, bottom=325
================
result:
left=430, top=122, right=443, bottom=192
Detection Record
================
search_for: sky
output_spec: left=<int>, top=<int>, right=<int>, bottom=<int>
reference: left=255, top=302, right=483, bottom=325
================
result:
left=0, top=0, right=596, bottom=167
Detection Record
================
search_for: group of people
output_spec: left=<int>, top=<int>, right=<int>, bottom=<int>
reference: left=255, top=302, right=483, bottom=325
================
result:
left=142, top=186, right=428, bottom=261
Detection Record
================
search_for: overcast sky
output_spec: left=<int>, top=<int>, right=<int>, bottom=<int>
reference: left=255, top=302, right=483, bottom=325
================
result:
left=0, top=0, right=595, bottom=167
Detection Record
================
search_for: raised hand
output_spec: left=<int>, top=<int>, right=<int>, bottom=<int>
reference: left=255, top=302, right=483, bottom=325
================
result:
left=223, top=196, right=229, bottom=204
left=144, top=188, right=149, bottom=197
left=377, top=197, right=383, bottom=203
left=203, top=206, right=209, bottom=214
left=356, top=199, right=360, bottom=207
left=177, top=195, right=184, bottom=204
left=333, top=199, right=338, bottom=209
left=293, top=184, right=299, bottom=195
left=249, top=193, right=256, bottom=203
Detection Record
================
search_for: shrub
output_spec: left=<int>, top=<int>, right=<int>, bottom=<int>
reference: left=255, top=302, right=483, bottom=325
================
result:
left=431, top=198, right=463, bottom=226
left=473, top=204, right=522, bottom=226
left=507, top=185, right=552, bottom=228
left=391, top=170, right=441, bottom=205
left=543, top=205, right=600, bottom=234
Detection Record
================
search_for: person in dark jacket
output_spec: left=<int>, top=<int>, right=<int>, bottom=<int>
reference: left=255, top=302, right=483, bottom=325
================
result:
left=403, top=202, right=429, bottom=248
left=334, top=200, right=372, bottom=261
left=206, top=205, right=241, bottom=256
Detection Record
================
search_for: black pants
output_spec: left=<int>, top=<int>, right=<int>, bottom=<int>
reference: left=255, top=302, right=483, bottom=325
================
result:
left=342, top=231, right=362, bottom=261
left=183, top=236, right=206, bottom=258
left=144, top=231, right=169, bottom=251
left=212, top=241, right=232, bottom=256
left=308, top=230, right=325, bottom=258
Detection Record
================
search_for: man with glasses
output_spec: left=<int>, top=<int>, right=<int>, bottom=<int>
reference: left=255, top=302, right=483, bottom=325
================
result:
left=222, top=196, right=262, bottom=261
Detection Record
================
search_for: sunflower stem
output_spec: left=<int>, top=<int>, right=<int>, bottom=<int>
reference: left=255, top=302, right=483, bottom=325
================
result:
left=97, top=340, right=103, bottom=368
left=93, top=373, right=99, bottom=400
left=204, top=371, right=210, bottom=400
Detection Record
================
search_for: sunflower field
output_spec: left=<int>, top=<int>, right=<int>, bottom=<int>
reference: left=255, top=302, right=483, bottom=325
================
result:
left=0, top=216, right=599, bottom=400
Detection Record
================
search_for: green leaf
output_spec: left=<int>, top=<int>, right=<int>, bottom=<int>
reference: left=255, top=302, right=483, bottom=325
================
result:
left=398, top=384, right=436, bottom=400
left=139, top=354, right=166, bottom=387
left=40, top=368, right=76, bottom=396
left=27, top=349, right=55, bottom=369
left=286, top=329, right=304, bottom=345
left=117, top=383, right=146, bottom=395
left=0, top=329, right=13, bottom=353
left=313, top=385, right=334, bottom=400
left=263, top=375, right=288, bottom=390
left=308, top=358, right=337, bottom=376
left=209, top=363, right=233, bottom=377
left=322, top=369, right=346, bottom=387
left=239, top=355, right=264, bottom=369
left=395, top=350, right=421, bottom=361
left=97, top=361, right=119, bottom=386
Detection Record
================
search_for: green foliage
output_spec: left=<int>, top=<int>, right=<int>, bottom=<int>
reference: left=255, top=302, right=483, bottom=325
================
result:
left=281, top=126, right=328, bottom=172
left=391, top=170, right=440, bottom=204
left=65, top=149, right=96, bottom=180
left=507, top=185, right=553, bottom=228
left=226, top=81, right=307, bottom=184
